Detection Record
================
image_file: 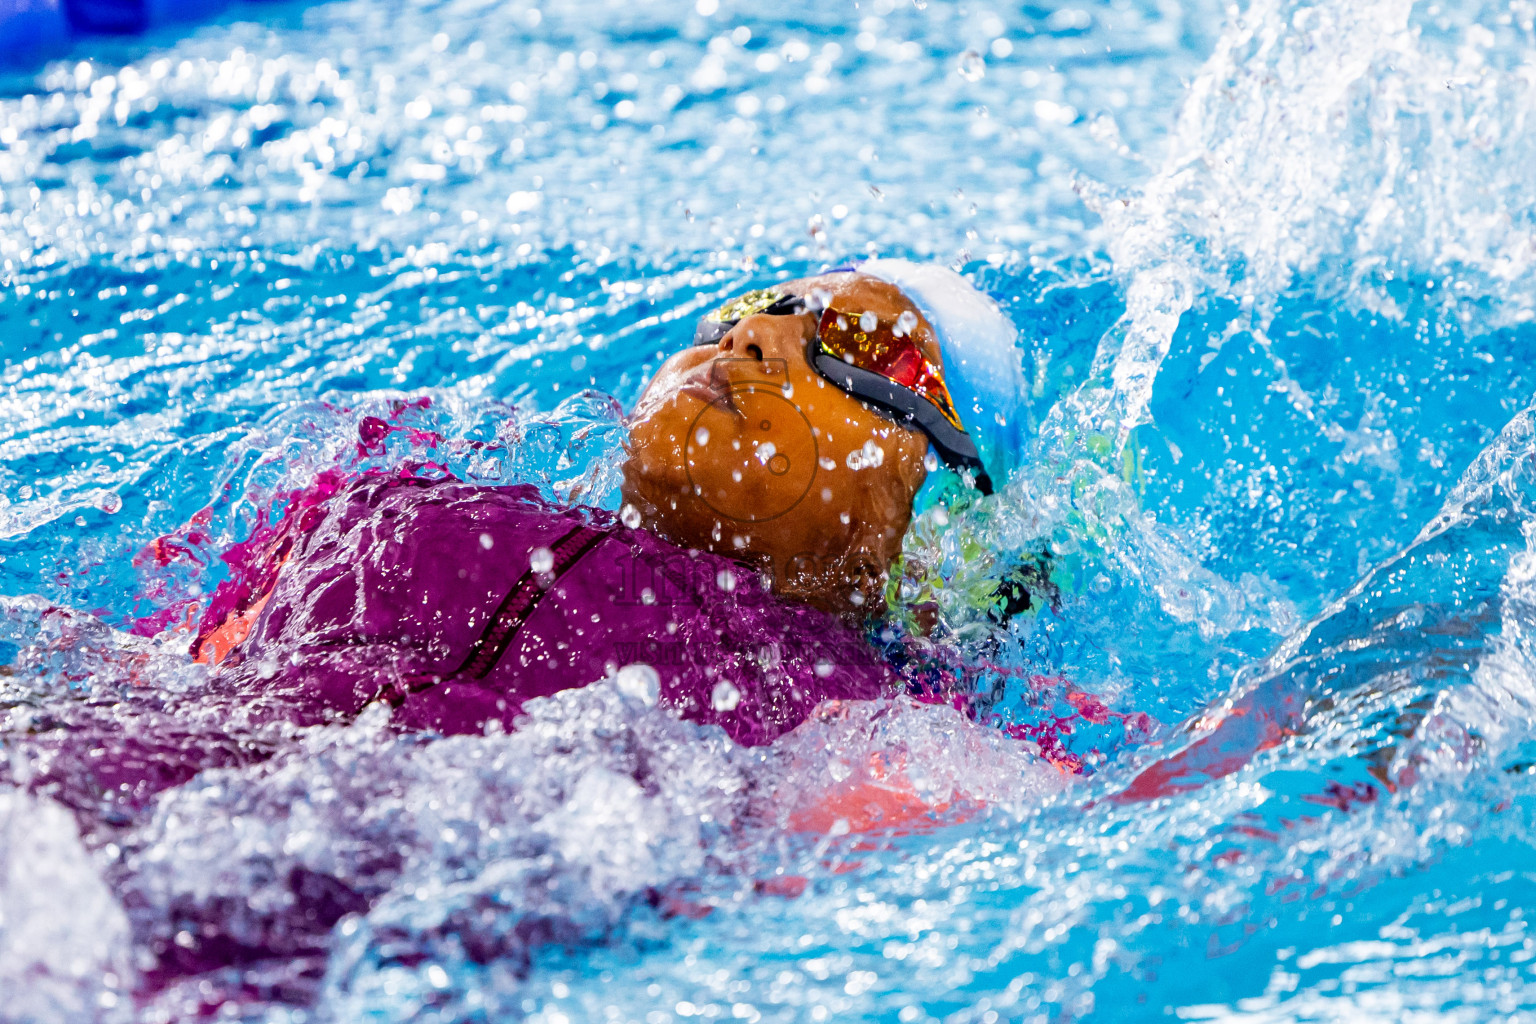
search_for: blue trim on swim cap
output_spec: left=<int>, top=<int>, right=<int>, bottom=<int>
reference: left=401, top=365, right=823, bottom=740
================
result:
left=859, top=259, right=1028, bottom=494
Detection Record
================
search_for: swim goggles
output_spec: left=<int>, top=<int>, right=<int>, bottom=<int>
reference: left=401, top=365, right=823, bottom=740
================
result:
left=693, top=288, right=993, bottom=494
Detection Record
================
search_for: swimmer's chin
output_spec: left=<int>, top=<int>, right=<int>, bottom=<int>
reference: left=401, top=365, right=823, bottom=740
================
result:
left=617, top=466, right=691, bottom=540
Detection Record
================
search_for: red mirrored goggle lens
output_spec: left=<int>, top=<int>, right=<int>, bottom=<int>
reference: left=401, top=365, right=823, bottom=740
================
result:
left=814, top=307, right=965, bottom=433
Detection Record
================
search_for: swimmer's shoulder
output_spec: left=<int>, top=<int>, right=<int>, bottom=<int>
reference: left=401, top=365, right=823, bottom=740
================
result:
left=314, top=473, right=600, bottom=537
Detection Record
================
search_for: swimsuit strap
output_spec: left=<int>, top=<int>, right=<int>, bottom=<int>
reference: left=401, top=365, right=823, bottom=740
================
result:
left=380, top=521, right=611, bottom=705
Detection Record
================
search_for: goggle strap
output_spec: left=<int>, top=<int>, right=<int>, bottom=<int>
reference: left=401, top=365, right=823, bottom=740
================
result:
left=693, top=318, right=732, bottom=346
left=809, top=349, right=993, bottom=496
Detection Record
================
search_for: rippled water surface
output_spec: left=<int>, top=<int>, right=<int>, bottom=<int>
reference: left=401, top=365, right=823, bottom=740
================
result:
left=5, top=0, right=1536, bottom=1019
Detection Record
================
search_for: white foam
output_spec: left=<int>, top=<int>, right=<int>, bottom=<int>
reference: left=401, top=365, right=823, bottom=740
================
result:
left=0, top=789, right=132, bottom=1023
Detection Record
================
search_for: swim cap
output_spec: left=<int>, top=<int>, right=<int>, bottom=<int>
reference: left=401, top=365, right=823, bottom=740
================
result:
left=859, top=259, right=1028, bottom=495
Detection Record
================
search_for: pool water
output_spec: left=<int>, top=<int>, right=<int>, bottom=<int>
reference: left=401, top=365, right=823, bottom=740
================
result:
left=5, top=0, right=1536, bottom=1019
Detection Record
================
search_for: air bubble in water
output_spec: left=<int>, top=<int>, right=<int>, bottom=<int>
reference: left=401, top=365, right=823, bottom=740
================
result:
left=529, top=546, right=553, bottom=573
left=695, top=426, right=710, bottom=446
left=958, top=49, right=985, bottom=81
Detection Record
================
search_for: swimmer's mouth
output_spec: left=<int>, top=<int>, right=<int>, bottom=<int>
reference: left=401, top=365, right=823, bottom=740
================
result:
left=679, top=358, right=789, bottom=413
left=679, top=373, right=738, bottom=413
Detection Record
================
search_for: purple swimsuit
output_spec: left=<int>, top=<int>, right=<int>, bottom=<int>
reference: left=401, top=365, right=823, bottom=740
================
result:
left=0, top=475, right=901, bottom=998
left=211, top=475, right=895, bottom=746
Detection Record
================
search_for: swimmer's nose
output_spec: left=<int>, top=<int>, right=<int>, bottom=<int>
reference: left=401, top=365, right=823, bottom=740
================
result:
left=717, top=313, right=811, bottom=366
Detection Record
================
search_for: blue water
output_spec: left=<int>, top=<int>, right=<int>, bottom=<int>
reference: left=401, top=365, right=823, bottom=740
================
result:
left=5, top=0, right=1536, bottom=1019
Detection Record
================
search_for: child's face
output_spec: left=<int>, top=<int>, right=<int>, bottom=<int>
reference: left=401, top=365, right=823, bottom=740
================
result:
left=622, top=273, right=933, bottom=616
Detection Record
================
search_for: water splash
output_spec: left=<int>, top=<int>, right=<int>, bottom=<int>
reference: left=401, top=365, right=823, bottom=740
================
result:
left=0, top=789, right=132, bottom=1023
left=7, top=0, right=1536, bottom=1018
left=1075, top=0, right=1536, bottom=457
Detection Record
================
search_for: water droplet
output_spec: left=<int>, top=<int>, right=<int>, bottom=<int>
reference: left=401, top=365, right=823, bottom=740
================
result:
left=711, top=680, right=741, bottom=711
left=958, top=49, right=985, bottom=82
left=845, top=439, right=885, bottom=471
left=620, top=503, right=642, bottom=529
left=859, top=310, right=878, bottom=332
left=695, top=426, right=710, bottom=446
left=815, top=657, right=836, bottom=678
left=506, top=190, right=540, bottom=214
left=895, top=310, right=919, bottom=337
left=615, top=663, right=659, bottom=705
left=529, top=546, right=553, bottom=573
left=716, top=568, right=737, bottom=592
left=479, top=532, right=494, bottom=550
left=97, top=492, right=122, bottom=514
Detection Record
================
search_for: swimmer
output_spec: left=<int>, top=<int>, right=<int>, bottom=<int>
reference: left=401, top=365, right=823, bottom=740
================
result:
left=3, top=260, right=1033, bottom=995
left=7, top=261, right=1032, bottom=829
left=190, top=261, right=1030, bottom=746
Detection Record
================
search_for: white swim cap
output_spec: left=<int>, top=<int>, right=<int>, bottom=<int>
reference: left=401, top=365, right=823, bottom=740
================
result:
left=860, top=259, right=1028, bottom=494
